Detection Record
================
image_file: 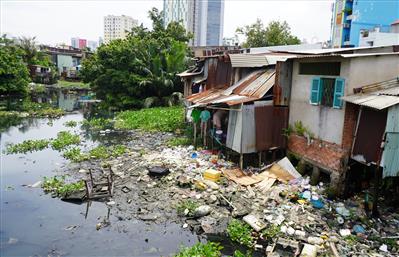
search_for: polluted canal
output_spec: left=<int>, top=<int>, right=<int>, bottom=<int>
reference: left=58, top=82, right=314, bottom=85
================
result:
left=1, top=96, right=399, bottom=256
left=0, top=112, right=202, bottom=256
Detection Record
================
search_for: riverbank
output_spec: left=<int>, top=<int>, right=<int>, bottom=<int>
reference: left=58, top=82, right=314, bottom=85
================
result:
left=2, top=106, right=398, bottom=256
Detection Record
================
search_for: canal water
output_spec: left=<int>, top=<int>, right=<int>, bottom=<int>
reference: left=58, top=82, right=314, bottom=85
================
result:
left=0, top=96, right=200, bottom=256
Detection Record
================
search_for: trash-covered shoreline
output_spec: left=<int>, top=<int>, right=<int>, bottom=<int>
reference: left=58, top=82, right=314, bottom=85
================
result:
left=62, top=129, right=399, bottom=256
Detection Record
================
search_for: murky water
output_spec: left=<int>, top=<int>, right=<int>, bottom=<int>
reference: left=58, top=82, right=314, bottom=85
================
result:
left=0, top=113, right=200, bottom=256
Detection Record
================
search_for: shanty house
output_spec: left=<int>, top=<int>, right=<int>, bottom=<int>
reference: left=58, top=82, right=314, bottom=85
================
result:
left=278, top=45, right=399, bottom=192
left=179, top=51, right=292, bottom=168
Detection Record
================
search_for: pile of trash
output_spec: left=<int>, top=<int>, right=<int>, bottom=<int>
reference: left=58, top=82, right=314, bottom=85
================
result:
left=71, top=132, right=398, bottom=256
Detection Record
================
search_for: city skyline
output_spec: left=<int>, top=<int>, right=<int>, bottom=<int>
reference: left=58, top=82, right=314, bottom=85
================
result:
left=2, top=0, right=334, bottom=46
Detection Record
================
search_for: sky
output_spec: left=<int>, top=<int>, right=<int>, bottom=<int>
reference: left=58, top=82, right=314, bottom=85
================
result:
left=1, top=0, right=334, bottom=45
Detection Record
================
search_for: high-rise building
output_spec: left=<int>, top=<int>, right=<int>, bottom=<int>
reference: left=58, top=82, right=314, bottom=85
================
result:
left=163, top=0, right=224, bottom=46
left=330, top=0, right=399, bottom=48
left=87, top=40, right=98, bottom=51
left=71, top=37, right=87, bottom=49
left=103, top=15, right=138, bottom=43
left=71, top=37, right=79, bottom=48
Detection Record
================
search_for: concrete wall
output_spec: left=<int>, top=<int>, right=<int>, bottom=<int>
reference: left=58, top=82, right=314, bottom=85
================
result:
left=289, top=57, right=349, bottom=145
left=289, top=55, right=399, bottom=145
left=359, top=31, right=399, bottom=47
left=57, top=55, right=73, bottom=74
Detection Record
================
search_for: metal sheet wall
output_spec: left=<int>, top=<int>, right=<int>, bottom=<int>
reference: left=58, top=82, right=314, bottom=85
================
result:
left=352, top=107, right=387, bottom=163
left=382, top=105, right=399, bottom=177
left=255, top=105, right=289, bottom=151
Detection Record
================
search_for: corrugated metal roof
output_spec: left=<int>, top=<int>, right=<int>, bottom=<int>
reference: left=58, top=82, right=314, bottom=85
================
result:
left=342, top=94, right=399, bottom=110
left=229, top=54, right=268, bottom=67
left=273, top=45, right=395, bottom=55
left=342, top=78, right=399, bottom=110
left=186, top=69, right=275, bottom=106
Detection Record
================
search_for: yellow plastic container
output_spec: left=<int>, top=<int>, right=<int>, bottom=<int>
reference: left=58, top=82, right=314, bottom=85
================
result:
left=203, top=169, right=221, bottom=182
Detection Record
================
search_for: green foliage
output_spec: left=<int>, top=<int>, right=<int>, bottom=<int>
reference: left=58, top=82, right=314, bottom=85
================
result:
left=167, top=137, right=192, bottom=147
left=62, top=147, right=89, bottom=162
left=176, top=199, right=199, bottom=216
left=261, top=225, right=281, bottom=242
left=6, top=139, right=50, bottom=154
left=236, top=19, right=301, bottom=48
left=42, top=176, right=84, bottom=197
left=115, top=106, right=184, bottom=132
left=227, top=219, right=255, bottom=248
left=0, top=35, right=31, bottom=96
left=64, top=120, right=78, bottom=127
left=233, top=250, right=252, bottom=257
left=17, top=36, right=58, bottom=84
left=81, top=8, right=191, bottom=109
left=82, top=117, right=113, bottom=130
left=174, top=242, right=222, bottom=257
left=63, top=145, right=127, bottom=162
left=293, top=120, right=314, bottom=138
left=50, top=131, right=80, bottom=150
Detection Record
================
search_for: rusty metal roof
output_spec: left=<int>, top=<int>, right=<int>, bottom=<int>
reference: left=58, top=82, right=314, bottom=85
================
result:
left=186, top=69, right=275, bottom=106
left=342, top=78, right=399, bottom=110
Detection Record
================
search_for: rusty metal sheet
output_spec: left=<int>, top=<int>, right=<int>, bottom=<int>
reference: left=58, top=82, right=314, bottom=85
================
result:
left=233, top=70, right=275, bottom=98
left=255, top=105, right=289, bottom=151
left=352, top=107, right=387, bottom=164
left=205, top=57, right=232, bottom=90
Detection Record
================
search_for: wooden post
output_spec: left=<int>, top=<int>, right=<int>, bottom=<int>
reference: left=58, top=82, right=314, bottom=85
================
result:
left=372, top=132, right=386, bottom=217
left=193, top=122, right=197, bottom=148
left=311, top=166, right=320, bottom=186
left=240, top=154, right=244, bottom=170
left=258, top=152, right=262, bottom=168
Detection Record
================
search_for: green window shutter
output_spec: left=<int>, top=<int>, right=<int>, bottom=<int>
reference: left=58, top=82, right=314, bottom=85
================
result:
left=310, top=77, right=321, bottom=105
left=333, top=78, right=345, bottom=109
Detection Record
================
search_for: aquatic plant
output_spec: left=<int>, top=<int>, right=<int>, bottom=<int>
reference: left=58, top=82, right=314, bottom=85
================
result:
left=174, top=242, right=223, bottom=257
left=50, top=131, right=80, bottom=150
left=115, top=106, right=184, bottom=132
left=42, top=176, right=85, bottom=197
left=227, top=219, right=255, bottom=248
left=64, top=120, right=78, bottom=127
left=62, top=147, right=89, bottom=162
left=110, top=145, right=127, bottom=157
left=6, top=139, right=50, bottom=154
left=176, top=199, right=199, bottom=217
left=82, top=117, right=113, bottom=130
left=62, top=145, right=127, bottom=162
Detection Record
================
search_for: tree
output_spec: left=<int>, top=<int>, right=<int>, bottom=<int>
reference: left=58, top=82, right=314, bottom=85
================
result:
left=236, top=19, right=301, bottom=48
left=81, top=8, right=192, bottom=109
left=0, top=35, right=31, bottom=96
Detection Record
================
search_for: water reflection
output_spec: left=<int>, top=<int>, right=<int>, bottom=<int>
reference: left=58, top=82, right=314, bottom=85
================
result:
left=0, top=95, right=199, bottom=256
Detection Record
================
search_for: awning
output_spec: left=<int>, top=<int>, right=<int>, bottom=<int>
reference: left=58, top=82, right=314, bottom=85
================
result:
left=342, top=78, right=399, bottom=110
left=342, top=94, right=399, bottom=110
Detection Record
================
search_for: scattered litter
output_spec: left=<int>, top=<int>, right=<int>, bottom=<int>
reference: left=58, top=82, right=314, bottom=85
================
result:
left=148, top=166, right=169, bottom=176
left=379, top=244, right=388, bottom=252
left=121, top=186, right=131, bottom=193
left=339, top=229, right=351, bottom=237
left=300, top=243, right=318, bottom=257
left=243, top=214, right=266, bottom=232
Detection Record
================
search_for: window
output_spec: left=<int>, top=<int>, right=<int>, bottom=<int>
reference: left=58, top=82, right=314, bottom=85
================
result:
left=299, top=62, right=341, bottom=76
left=309, top=77, right=345, bottom=109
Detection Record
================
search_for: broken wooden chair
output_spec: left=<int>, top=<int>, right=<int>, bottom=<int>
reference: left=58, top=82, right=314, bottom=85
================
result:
left=84, top=169, right=114, bottom=200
